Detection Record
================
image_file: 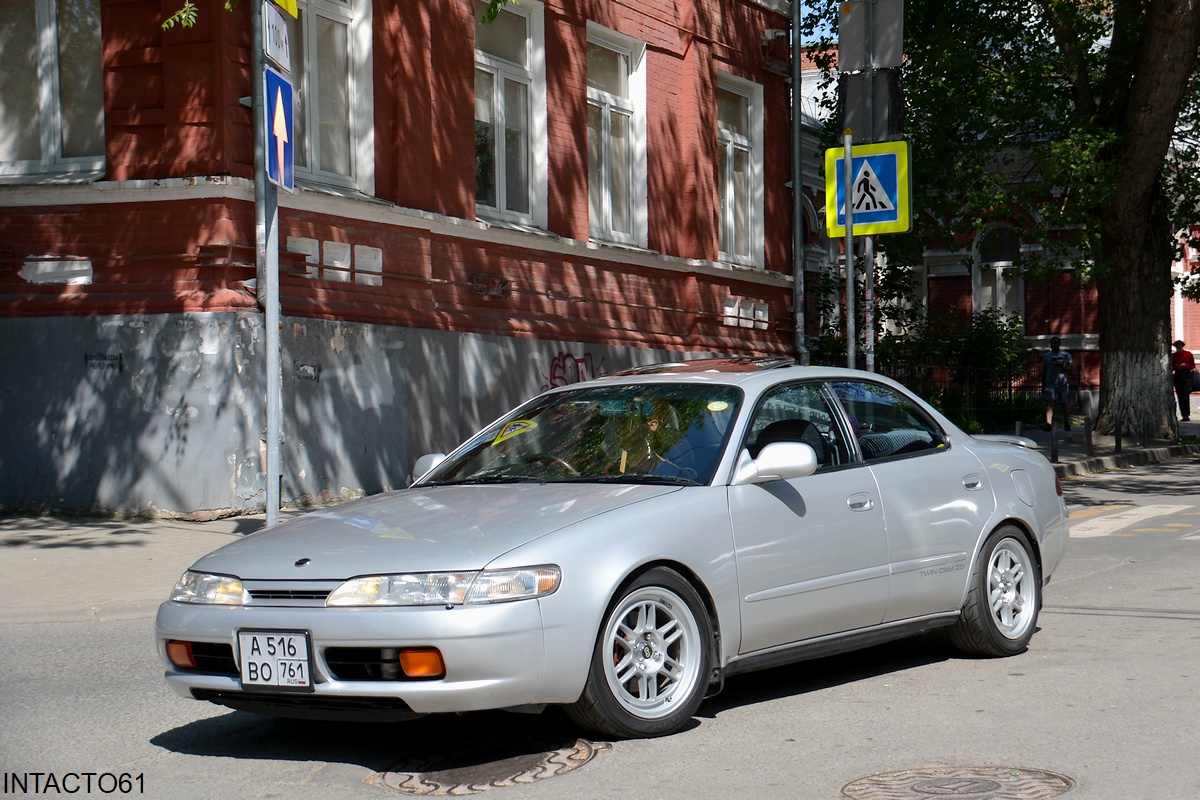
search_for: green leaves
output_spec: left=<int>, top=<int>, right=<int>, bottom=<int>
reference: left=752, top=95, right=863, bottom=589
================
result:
left=160, top=0, right=197, bottom=30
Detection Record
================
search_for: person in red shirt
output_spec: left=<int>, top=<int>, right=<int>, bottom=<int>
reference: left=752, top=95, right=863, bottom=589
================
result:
left=1171, top=340, right=1196, bottom=421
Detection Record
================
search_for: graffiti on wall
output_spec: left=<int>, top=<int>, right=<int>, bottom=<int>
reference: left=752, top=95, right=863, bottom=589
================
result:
left=541, top=352, right=605, bottom=391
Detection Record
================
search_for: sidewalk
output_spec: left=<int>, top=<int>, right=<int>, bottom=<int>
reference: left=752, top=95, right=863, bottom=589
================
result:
left=1023, top=417, right=1200, bottom=478
left=3, top=422, right=1199, bottom=626
left=0, top=514, right=272, bottom=625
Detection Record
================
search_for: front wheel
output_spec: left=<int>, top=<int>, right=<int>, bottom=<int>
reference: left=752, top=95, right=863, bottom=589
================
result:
left=565, top=568, right=713, bottom=739
left=949, top=525, right=1041, bottom=657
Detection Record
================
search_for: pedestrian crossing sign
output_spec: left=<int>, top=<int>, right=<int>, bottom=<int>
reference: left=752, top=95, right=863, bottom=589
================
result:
left=825, top=141, right=911, bottom=236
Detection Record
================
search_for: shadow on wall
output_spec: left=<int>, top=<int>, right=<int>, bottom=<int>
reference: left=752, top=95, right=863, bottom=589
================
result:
left=0, top=315, right=683, bottom=516
left=0, top=314, right=262, bottom=515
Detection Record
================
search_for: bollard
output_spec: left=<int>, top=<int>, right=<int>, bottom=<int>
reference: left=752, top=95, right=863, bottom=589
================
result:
left=1114, top=417, right=1122, bottom=453
left=1085, top=417, right=1094, bottom=458
left=1015, top=420, right=1024, bottom=436
left=1049, top=418, right=1059, bottom=463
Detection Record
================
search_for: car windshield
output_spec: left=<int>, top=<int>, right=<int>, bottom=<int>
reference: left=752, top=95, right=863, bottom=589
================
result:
left=424, top=383, right=742, bottom=486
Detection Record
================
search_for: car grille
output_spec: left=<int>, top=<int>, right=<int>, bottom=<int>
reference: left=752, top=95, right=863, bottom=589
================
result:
left=247, top=588, right=331, bottom=601
left=242, top=580, right=339, bottom=606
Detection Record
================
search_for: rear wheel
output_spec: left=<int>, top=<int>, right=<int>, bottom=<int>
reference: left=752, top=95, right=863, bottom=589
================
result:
left=565, top=568, right=712, bottom=739
left=949, top=525, right=1040, bottom=657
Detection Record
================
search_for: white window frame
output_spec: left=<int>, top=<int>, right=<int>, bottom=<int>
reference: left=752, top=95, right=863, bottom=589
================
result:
left=291, top=0, right=374, bottom=195
left=716, top=73, right=764, bottom=268
left=473, top=0, right=547, bottom=228
left=0, top=0, right=105, bottom=180
left=586, top=24, right=647, bottom=248
left=973, top=226, right=1025, bottom=320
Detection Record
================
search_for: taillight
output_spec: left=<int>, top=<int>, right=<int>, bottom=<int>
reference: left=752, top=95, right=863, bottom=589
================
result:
left=1055, top=476, right=1063, bottom=496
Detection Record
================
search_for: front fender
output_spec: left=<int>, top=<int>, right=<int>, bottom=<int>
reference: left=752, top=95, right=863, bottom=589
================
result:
left=494, top=487, right=738, bottom=704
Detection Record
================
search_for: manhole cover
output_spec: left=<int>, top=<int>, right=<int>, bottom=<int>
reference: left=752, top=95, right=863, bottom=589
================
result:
left=371, top=736, right=609, bottom=795
left=842, top=766, right=1075, bottom=800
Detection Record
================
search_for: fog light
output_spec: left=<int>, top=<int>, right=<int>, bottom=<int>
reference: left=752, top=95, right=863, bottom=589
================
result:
left=398, top=647, right=445, bottom=679
left=166, top=640, right=196, bottom=669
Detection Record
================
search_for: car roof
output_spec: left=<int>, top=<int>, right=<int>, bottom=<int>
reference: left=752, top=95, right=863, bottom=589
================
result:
left=561, top=357, right=905, bottom=393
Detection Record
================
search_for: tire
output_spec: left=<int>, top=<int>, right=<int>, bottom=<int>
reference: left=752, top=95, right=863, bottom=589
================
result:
left=565, top=568, right=713, bottom=739
left=949, top=525, right=1041, bottom=657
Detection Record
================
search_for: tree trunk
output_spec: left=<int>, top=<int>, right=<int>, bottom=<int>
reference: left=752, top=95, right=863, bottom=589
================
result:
left=1092, top=0, right=1200, bottom=438
left=1095, top=177, right=1175, bottom=437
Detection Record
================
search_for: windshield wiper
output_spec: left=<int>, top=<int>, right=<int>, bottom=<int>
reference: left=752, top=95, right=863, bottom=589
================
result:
left=560, top=474, right=701, bottom=486
left=425, top=475, right=547, bottom=486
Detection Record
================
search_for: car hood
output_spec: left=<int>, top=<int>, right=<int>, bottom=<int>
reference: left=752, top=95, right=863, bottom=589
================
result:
left=189, top=483, right=681, bottom=580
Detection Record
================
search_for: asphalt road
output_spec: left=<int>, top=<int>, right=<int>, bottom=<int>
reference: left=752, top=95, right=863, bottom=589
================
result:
left=2, top=458, right=1199, bottom=799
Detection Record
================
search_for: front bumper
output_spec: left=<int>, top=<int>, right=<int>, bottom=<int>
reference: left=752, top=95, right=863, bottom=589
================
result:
left=155, top=597, right=564, bottom=719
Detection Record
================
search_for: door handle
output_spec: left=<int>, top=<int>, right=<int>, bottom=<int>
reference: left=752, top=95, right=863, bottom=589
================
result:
left=847, top=493, right=874, bottom=511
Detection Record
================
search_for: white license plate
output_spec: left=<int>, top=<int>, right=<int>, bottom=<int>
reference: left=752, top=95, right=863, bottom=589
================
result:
left=237, top=630, right=312, bottom=691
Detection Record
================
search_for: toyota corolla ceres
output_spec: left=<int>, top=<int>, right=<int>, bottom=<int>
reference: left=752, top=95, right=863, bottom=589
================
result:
left=156, top=358, right=1069, bottom=739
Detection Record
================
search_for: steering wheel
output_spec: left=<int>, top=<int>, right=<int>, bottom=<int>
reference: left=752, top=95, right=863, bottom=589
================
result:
left=521, top=453, right=580, bottom=477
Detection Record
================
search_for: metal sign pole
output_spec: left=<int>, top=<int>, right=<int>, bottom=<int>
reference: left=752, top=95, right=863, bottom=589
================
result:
left=843, top=129, right=856, bottom=370
left=253, top=1, right=282, bottom=526
left=864, top=235, right=875, bottom=372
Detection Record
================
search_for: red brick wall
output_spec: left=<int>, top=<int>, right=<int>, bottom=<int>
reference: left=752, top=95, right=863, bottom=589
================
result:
left=276, top=206, right=793, bottom=353
left=927, top=275, right=972, bottom=326
left=0, top=196, right=257, bottom=315
left=545, top=4, right=590, bottom=242
left=4, top=0, right=797, bottom=357
left=105, top=0, right=253, bottom=181
left=1024, top=272, right=1098, bottom=336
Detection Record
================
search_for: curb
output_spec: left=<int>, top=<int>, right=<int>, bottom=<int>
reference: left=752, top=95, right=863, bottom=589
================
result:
left=1053, top=443, right=1200, bottom=479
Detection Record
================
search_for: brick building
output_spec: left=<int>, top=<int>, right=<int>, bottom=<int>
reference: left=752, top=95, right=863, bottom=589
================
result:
left=0, top=0, right=808, bottom=515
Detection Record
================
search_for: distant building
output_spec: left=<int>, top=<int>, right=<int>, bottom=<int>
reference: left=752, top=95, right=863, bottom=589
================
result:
left=799, top=54, right=1105, bottom=413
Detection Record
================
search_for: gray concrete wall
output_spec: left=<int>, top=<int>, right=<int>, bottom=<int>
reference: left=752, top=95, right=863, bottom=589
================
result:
left=0, top=314, right=681, bottom=516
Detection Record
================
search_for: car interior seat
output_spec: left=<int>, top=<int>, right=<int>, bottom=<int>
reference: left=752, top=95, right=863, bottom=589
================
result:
left=748, top=418, right=830, bottom=466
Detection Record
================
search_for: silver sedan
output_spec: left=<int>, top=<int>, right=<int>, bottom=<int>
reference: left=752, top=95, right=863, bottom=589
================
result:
left=156, top=358, right=1069, bottom=738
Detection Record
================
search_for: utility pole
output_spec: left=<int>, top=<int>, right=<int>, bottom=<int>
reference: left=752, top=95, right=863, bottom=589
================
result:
left=838, top=0, right=903, bottom=372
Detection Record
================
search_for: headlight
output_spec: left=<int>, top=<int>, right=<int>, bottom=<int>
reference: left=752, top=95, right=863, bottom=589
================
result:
left=326, top=566, right=561, bottom=607
left=169, top=571, right=247, bottom=605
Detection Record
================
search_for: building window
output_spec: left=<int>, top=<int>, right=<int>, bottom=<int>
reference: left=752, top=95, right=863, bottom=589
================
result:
left=975, top=227, right=1023, bottom=318
left=0, top=0, right=105, bottom=179
left=586, top=26, right=646, bottom=247
left=290, top=0, right=373, bottom=193
left=717, top=75, right=764, bottom=266
left=474, top=0, right=546, bottom=227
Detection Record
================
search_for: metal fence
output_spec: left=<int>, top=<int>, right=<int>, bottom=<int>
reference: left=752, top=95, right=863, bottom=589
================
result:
left=872, top=359, right=1080, bottom=434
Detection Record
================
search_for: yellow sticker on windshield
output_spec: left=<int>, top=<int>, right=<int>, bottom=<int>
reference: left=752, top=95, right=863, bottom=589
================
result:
left=493, top=420, right=538, bottom=445
left=708, top=400, right=729, bottom=412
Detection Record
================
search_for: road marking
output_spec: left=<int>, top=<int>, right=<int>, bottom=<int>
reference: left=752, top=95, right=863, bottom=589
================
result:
left=1069, top=505, right=1192, bottom=538
left=1068, top=505, right=1130, bottom=521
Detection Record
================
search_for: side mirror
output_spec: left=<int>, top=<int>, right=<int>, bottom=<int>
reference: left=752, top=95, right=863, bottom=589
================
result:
left=408, top=453, right=447, bottom=486
left=730, top=442, right=818, bottom=485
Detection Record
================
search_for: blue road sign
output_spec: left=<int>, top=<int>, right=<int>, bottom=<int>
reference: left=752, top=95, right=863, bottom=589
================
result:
left=264, top=66, right=294, bottom=191
left=825, top=141, right=910, bottom=236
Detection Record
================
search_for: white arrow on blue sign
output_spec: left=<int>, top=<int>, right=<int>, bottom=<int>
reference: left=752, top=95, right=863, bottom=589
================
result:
left=264, top=66, right=294, bottom=191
